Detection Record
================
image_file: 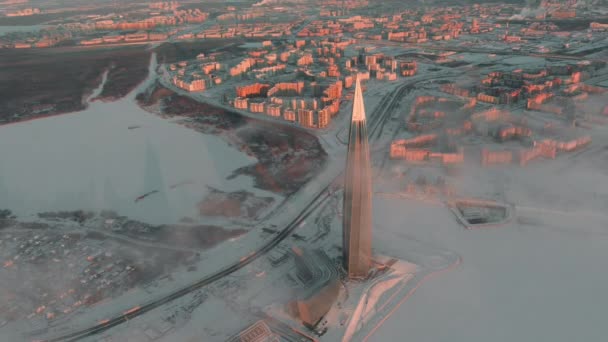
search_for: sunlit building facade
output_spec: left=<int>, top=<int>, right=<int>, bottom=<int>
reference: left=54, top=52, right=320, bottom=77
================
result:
left=342, top=77, right=373, bottom=279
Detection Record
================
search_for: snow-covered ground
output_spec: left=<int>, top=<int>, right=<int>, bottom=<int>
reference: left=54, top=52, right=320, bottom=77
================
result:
left=62, top=64, right=466, bottom=342
left=368, top=148, right=608, bottom=342
left=0, top=54, right=277, bottom=224
left=0, top=25, right=48, bottom=34
left=501, top=56, right=547, bottom=66
left=80, top=184, right=455, bottom=342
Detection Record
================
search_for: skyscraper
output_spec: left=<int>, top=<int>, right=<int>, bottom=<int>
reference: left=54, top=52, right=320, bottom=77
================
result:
left=342, top=76, right=373, bottom=279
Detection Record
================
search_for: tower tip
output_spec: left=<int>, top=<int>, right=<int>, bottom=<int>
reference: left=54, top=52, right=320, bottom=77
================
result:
left=352, top=76, right=366, bottom=122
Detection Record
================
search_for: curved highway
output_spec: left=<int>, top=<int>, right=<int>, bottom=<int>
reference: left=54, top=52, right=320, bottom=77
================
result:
left=41, top=187, right=332, bottom=342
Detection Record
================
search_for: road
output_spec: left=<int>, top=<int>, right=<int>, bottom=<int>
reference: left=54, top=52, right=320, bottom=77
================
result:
left=38, top=187, right=332, bottom=342
left=34, top=69, right=410, bottom=342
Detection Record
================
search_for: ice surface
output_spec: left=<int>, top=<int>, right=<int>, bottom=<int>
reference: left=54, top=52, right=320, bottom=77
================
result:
left=0, top=55, right=261, bottom=224
left=501, top=56, right=546, bottom=66
left=0, top=25, right=48, bottom=34
left=368, top=179, right=608, bottom=342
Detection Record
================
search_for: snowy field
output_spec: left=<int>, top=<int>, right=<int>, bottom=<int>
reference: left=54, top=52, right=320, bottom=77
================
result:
left=450, top=52, right=500, bottom=64
left=368, top=152, right=608, bottom=342
left=238, top=42, right=264, bottom=49
left=0, top=25, right=47, bottom=34
left=501, top=56, right=546, bottom=66
left=0, top=56, right=273, bottom=224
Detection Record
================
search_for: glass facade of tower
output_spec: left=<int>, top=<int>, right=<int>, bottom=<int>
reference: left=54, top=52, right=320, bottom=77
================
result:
left=342, top=78, right=373, bottom=279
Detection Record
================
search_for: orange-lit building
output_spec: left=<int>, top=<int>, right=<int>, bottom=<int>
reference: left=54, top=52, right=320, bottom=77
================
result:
left=236, top=83, right=270, bottom=98
left=440, top=83, right=470, bottom=97
left=298, top=109, right=315, bottom=127
left=552, top=9, right=576, bottom=19
left=249, top=101, right=265, bottom=113
left=481, top=149, right=513, bottom=166
left=297, top=54, right=314, bottom=66
left=266, top=104, right=282, bottom=117
left=477, top=93, right=500, bottom=105
left=172, top=77, right=206, bottom=92
left=234, top=97, right=249, bottom=110
left=268, top=82, right=305, bottom=97
left=229, top=58, right=259, bottom=77
left=284, top=109, right=296, bottom=122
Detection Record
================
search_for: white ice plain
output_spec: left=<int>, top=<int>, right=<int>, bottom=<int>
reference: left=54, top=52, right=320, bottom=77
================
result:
left=0, top=56, right=261, bottom=224
left=369, top=162, right=608, bottom=342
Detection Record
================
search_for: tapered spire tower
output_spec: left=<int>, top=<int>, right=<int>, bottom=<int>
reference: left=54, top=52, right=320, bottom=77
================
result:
left=342, top=76, right=373, bottom=279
